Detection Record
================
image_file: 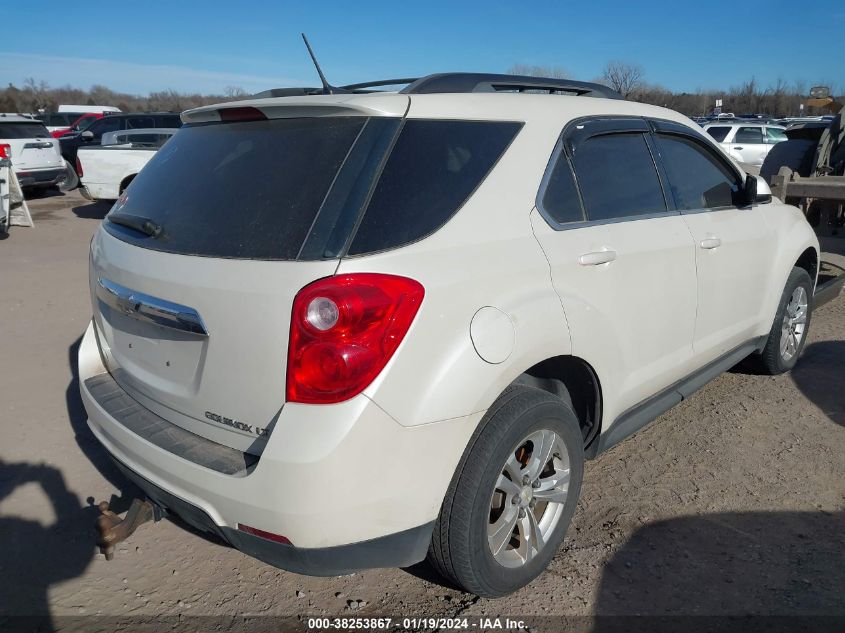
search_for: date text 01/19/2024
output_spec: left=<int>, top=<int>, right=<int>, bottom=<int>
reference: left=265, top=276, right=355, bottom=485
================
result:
left=306, top=617, right=528, bottom=630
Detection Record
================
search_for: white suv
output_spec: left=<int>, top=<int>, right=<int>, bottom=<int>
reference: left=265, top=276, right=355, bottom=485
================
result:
left=0, top=115, right=65, bottom=189
left=78, top=74, right=819, bottom=597
left=703, top=122, right=787, bottom=166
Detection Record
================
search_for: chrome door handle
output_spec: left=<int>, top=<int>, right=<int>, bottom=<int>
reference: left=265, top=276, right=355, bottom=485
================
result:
left=733, top=146, right=744, bottom=150
left=579, top=250, right=617, bottom=266
left=700, top=237, right=722, bottom=249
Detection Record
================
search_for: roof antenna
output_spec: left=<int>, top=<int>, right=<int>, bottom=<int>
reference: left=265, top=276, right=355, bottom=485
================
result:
left=301, top=33, right=337, bottom=95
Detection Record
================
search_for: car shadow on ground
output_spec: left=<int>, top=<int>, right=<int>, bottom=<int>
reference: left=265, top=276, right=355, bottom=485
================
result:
left=791, top=340, right=845, bottom=427
left=590, top=510, right=845, bottom=630
left=71, top=200, right=111, bottom=220
left=23, top=187, right=65, bottom=201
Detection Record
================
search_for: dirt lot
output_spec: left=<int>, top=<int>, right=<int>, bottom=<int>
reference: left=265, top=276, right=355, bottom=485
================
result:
left=1, top=190, right=843, bottom=629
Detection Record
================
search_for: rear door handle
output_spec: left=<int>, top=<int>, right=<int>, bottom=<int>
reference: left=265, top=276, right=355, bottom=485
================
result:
left=700, top=237, right=722, bottom=249
left=733, top=146, right=744, bottom=150
left=579, top=250, right=617, bottom=266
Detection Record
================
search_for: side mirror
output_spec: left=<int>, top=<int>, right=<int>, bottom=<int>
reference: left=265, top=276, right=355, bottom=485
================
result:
left=742, top=174, right=772, bottom=205
left=81, top=130, right=94, bottom=141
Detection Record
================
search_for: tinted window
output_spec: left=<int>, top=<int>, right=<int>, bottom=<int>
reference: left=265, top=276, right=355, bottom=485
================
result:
left=706, top=126, right=731, bottom=142
left=0, top=123, right=51, bottom=138
left=571, top=133, right=665, bottom=221
left=734, top=127, right=763, bottom=144
left=348, top=120, right=521, bottom=255
left=540, top=153, right=584, bottom=224
left=105, top=117, right=367, bottom=259
left=90, top=117, right=122, bottom=136
left=127, top=116, right=154, bottom=129
left=155, top=115, right=182, bottom=128
left=766, top=127, right=787, bottom=144
left=655, top=134, right=739, bottom=210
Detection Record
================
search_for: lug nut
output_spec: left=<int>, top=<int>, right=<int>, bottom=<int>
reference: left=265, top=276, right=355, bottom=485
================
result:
left=532, top=480, right=540, bottom=488
left=523, top=474, right=531, bottom=485
left=529, top=499, right=536, bottom=508
left=518, top=509, right=526, bottom=518
left=511, top=496, right=519, bottom=505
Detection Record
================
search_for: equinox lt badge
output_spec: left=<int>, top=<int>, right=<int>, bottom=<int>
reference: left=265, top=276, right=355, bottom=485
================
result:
left=204, top=411, right=268, bottom=437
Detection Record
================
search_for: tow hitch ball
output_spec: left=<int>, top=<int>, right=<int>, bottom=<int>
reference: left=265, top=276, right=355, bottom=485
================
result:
left=95, top=498, right=161, bottom=560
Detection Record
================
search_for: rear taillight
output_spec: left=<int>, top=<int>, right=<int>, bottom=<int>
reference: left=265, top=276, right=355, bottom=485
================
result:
left=0, top=144, right=11, bottom=159
left=286, top=273, right=425, bottom=404
left=75, top=157, right=83, bottom=177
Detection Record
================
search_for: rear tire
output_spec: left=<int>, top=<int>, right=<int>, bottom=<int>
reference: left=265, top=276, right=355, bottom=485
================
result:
left=59, top=159, right=78, bottom=191
left=427, top=386, right=584, bottom=597
left=756, top=267, right=813, bottom=374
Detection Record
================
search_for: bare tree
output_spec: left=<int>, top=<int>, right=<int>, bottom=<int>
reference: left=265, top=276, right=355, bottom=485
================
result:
left=224, top=86, right=249, bottom=99
left=508, top=64, right=569, bottom=79
left=601, top=61, right=644, bottom=98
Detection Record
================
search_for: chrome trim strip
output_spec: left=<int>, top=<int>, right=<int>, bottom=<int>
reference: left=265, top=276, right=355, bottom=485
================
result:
left=96, top=277, right=208, bottom=336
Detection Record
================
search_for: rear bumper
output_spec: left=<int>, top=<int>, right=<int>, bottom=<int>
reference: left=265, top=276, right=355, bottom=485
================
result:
left=111, top=456, right=434, bottom=575
left=16, top=167, right=65, bottom=188
left=78, top=320, right=479, bottom=570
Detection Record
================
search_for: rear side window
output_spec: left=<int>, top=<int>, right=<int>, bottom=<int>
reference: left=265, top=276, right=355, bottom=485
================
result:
left=540, top=154, right=584, bottom=224
left=734, top=127, right=763, bottom=144
left=0, top=123, right=51, bottom=139
left=348, top=120, right=521, bottom=255
left=766, top=127, right=787, bottom=144
left=106, top=117, right=367, bottom=259
left=706, top=126, right=731, bottom=142
left=127, top=116, right=154, bottom=129
left=654, top=134, right=739, bottom=210
left=571, top=133, right=666, bottom=221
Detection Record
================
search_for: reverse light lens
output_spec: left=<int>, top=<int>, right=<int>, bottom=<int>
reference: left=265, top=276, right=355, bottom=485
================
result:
left=0, top=144, right=11, bottom=159
left=306, top=297, right=339, bottom=331
left=287, top=273, right=425, bottom=404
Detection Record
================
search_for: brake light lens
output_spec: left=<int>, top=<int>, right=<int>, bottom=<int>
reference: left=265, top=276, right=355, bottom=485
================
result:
left=218, top=106, right=267, bottom=123
left=0, top=144, right=11, bottom=159
left=75, top=156, right=83, bottom=177
left=286, top=273, right=425, bottom=404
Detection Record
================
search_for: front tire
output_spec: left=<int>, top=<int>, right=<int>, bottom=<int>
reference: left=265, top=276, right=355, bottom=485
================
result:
left=757, top=267, right=813, bottom=374
left=428, top=386, right=584, bottom=597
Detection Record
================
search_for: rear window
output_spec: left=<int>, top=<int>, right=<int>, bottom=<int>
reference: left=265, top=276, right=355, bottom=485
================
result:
left=706, top=126, right=731, bottom=142
left=0, top=122, right=52, bottom=139
left=106, top=117, right=367, bottom=259
left=106, top=116, right=521, bottom=260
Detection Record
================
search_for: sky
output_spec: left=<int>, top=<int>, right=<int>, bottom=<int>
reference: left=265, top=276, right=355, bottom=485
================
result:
left=1, top=0, right=843, bottom=96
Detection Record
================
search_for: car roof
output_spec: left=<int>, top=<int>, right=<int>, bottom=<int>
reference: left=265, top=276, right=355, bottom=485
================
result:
left=704, top=122, right=783, bottom=129
left=0, top=114, right=44, bottom=124
left=183, top=91, right=696, bottom=131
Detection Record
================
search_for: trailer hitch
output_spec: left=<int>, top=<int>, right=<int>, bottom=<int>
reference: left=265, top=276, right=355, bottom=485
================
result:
left=95, top=498, right=161, bottom=560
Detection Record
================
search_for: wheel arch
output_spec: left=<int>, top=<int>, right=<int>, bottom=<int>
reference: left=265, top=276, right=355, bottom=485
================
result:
left=794, top=246, right=819, bottom=287
left=118, top=173, right=137, bottom=195
left=509, top=355, right=603, bottom=458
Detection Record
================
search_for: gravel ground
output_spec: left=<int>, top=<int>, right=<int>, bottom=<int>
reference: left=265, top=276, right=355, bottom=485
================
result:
left=1, top=190, right=843, bottom=627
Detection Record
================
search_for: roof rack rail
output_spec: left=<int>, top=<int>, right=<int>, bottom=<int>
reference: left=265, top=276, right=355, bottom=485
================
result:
left=340, top=78, right=419, bottom=92
left=250, top=73, right=622, bottom=100
left=400, top=73, right=623, bottom=99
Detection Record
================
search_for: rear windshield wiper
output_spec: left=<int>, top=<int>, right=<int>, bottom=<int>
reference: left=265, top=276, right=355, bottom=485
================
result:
left=107, top=213, right=163, bottom=238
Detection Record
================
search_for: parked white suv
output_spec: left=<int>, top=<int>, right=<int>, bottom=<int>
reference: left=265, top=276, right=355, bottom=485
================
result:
left=78, top=74, right=819, bottom=597
left=703, top=122, right=787, bottom=166
left=0, top=115, right=64, bottom=189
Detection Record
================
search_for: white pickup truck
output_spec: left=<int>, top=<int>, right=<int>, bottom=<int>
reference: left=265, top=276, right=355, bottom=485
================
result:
left=78, top=128, right=177, bottom=201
